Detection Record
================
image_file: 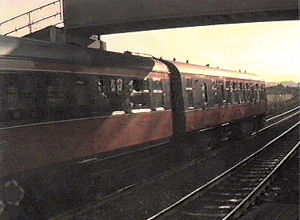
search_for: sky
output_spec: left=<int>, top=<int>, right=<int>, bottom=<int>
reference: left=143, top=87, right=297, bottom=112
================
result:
left=1, top=0, right=299, bottom=83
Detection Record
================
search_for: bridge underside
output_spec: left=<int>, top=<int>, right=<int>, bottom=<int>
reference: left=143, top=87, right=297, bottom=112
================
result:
left=66, top=10, right=298, bottom=37
left=63, top=0, right=298, bottom=37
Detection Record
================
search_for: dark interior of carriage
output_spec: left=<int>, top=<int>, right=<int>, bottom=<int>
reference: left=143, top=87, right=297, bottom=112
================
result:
left=0, top=71, right=171, bottom=126
left=0, top=70, right=266, bottom=127
left=181, top=74, right=267, bottom=110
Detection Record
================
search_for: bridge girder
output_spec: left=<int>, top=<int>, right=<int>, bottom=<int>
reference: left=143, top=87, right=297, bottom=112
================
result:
left=63, top=0, right=298, bottom=37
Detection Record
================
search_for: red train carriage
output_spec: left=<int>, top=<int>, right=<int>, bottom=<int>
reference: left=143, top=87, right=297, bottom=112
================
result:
left=170, top=62, right=267, bottom=135
left=0, top=35, right=267, bottom=214
left=0, top=36, right=174, bottom=210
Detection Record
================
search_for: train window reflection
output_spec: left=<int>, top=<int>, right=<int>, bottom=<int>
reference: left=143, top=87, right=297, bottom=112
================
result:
left=225, top=81, right=232, bottom=104
left=150, top=79, right=164, bottom=110
left=131, top=79, right=151, bottom=111
left=232, top=82, right=239, bottom=104
left=239, top=82, right=245, bottom=103
left=203, top=83, right=208, bottom=105
left=185, top=78, right=194, bottom=109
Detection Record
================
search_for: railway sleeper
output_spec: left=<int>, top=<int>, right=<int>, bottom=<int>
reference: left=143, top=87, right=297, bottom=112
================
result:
left=209, top=191, right=249, bottom=197
left=180, top=206, right=231, bottom=218
left=181, top=201, right=231, bottom=213
left=197, top=197, right=243, bottom=204
left=220, top=182, right=259, bottom=189
left=251, top=160, right=279, bottom=165
left=179, top=211, right=226, bottom=219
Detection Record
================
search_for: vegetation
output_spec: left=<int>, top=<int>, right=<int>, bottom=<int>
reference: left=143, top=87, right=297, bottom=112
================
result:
left=266, top=84, right=299, bottom=96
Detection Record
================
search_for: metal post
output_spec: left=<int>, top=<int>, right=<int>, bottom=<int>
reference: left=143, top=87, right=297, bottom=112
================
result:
left=28, top=12, right=32, bottom=33
left=59, top=0, right=63, bottom=21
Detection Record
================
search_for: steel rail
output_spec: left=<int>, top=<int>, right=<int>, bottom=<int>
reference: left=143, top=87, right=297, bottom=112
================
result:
left=266, top=105, right=300, bottom=122
left=251, top=110, right=299, bottom=135
left=147, top=120, right=300, bottom=220
left=223, top=140, right=300, bottom=219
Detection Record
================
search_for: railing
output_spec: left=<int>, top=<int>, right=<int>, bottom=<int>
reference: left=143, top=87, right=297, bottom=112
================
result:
left=0, top=0, right=63, bottom=37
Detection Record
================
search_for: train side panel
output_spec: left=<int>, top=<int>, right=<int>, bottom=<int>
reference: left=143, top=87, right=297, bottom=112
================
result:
left=185, top=103, right=267, bottom=131
left=171, top=63, right=267, bottom=132
left=0, top=110, right=173, bottom=178
left=182, top=73, right=267, bottom=132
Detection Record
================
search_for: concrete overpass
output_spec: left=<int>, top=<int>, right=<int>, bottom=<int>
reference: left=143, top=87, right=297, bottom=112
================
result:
left=63, top=0, right=298, bottom=37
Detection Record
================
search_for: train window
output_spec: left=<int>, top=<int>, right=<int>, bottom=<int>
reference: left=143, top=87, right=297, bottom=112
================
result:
left=110, top=79, right=117, bottom=92
left=150, top=79, right=164, bottom=110
left=245, top=83, right=251, bottom=102
left=162, top=80, right=171, bottom=109
left=97, top=78, right=110, bottom=94
left=244, top=83, right=255, bottom=103
left=0, top=71, right=171, bottom=126
left=232, top=82, right=239, bottom=104
left=250, top=84, right=255, bottom=102
left=239, top=82, right=245, bottom=103
left=186, top=78, right=193, bottom=88
left=116, top=78, right=132, bottom=113
left=133, top=79, right=143, bottom=91
left=192, top=79, right=202, bottom=108
left=211, top=81, right=218, bottom=107
left=131, top=79, right=151, bottom=111
left=3, top=74, right=23, bottom=120
left=254, top=84, right=260, bottom=102
left=185, top=78, right=194, bottom=109
left=211, top=81, right=224, bottom=107
left=116, top=78, right=123, bottom=93
left=225, top=81, right=232, bottom=104
left=96, top=77, right=151, bottom=114
left=0, top=72, right=144, bottom=124
left=220, top=83, right=225, bottom=104
left=202, top=83, right=208, bottom=105
left=73, top=77, right=88, bottom=116
left=260, top=84, right=267, bottom=101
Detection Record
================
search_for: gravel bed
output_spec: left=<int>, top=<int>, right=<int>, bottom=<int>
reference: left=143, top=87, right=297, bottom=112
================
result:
left=240, top=150, right=299, bottom=219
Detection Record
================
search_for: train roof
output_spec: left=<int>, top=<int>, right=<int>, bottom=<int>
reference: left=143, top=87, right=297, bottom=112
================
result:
left=0, top=35, right=169, bottom=74
left=171, top=61, right=263, bottom=82
left=0, top=35, right=263, bottom=82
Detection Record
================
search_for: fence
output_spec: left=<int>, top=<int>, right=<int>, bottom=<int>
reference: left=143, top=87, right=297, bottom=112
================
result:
left=0, top=0, right=63, bottom=37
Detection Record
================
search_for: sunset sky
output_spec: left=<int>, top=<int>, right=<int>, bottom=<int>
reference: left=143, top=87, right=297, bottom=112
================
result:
left=1, top=0, right=299, bottom=83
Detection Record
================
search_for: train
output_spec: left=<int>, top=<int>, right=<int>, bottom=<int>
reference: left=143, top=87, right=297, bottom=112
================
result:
left=0, top=35, right=267, bottom=216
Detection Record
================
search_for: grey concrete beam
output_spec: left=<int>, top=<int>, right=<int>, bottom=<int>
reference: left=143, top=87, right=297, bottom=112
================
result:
left=63, top=0, right=298, bottom=36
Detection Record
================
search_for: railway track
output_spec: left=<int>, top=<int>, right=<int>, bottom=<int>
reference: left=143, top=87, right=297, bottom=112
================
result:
left=50, top=107, right=299, bottom=219
left=148, top=122, right=299, bottom=220
left=265, top=105, right=299, bottom=123
left=251, top=106, right=299, bottom=135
